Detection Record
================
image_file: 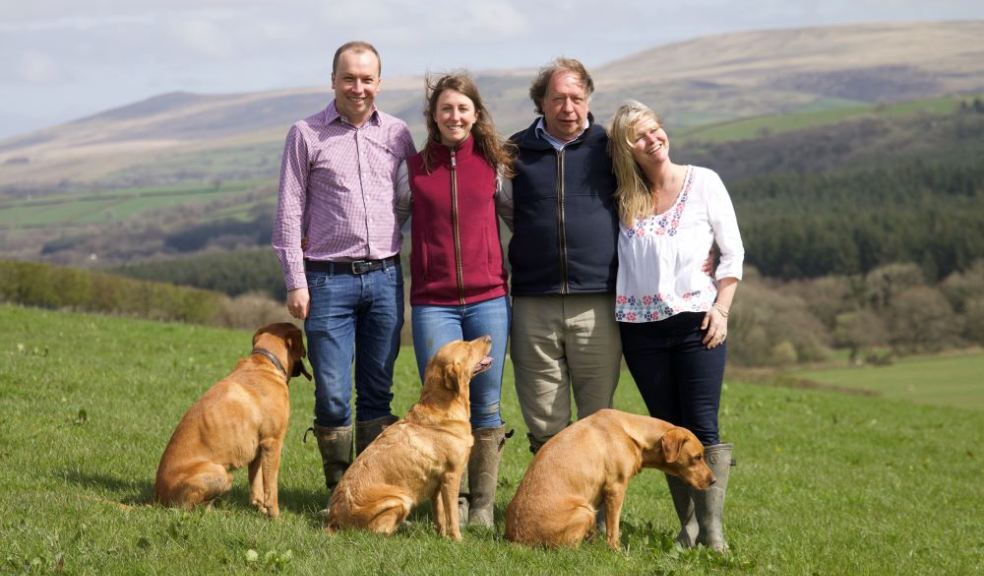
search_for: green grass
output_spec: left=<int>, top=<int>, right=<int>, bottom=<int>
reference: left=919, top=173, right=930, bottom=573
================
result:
left=678, top=94, right=973, bottom=144
left=1, top=303, right=982, bottom=574
left=0, top=180, right=265, bottom=229
left=794, top=352, right=984, bottom=410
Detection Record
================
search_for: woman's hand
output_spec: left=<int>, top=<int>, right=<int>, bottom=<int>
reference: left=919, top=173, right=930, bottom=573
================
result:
left=701, top=304, right=728, bottom=349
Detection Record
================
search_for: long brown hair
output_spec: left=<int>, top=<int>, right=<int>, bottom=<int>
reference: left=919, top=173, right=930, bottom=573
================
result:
left=422, top=72, right=514, bottom=177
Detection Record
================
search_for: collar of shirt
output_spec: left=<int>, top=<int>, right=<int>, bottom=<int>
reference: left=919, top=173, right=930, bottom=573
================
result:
left=534, top=117, right=589, bottom=151
left=324, top=100, right=381, bottom=128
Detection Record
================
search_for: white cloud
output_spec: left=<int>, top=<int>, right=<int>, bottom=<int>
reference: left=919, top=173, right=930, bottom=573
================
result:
left=1, top=0, right=984, bottom=138
left=0, top=14, right=155, bottom=33
left=166, top=18, right=235, bottom=59
left=15, top=51, right=62, bottom=83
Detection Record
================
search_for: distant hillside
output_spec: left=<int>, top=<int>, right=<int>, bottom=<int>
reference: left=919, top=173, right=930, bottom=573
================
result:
left=0, top=21, right=982, bottom=192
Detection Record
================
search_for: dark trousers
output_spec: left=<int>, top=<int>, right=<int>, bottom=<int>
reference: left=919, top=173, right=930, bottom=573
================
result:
left=619, top=312, right=726, bottom=446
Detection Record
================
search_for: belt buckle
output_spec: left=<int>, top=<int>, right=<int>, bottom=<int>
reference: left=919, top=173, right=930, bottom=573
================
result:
left=351, top=260, right=371, bottom=275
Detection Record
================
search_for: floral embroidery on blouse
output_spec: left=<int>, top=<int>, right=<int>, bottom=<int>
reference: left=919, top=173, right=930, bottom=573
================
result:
left=616, top=166, right=727, bottom=322
left=622, top=167, right=694, bottom=239
left=615, top=290, right=706, bottom=322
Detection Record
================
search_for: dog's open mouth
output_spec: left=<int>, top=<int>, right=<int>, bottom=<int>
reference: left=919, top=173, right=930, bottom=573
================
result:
left=473, top=355, right=494, bottom=376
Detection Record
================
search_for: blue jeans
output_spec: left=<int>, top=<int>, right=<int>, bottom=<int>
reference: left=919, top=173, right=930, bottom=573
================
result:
left=411, top=296, right=510, bottom=428
left=619, top=312, right=726, bottom=446
left=305, top=263, right=404, bottom=427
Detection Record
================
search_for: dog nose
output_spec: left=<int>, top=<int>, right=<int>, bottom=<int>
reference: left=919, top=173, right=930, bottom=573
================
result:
left=479, top=335, right=492, bottom=344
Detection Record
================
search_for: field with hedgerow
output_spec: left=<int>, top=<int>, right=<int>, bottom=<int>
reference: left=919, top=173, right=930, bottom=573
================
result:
left=1, top=303, right=982, bottom=575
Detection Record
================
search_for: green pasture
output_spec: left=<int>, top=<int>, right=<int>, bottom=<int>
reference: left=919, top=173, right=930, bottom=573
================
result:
left=0, top=180, right=264, bottom=229
left=106, top=140, right=284, bottom=187
left=795, top=352, right=984, bottom=411
left=1, top=303, right=982, bottom=574
left=678, top=94, right=970, bottom=144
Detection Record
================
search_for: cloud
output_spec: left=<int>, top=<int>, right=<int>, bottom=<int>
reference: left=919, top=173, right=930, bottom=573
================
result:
left=14, top=51, right=62, bottom=83
left=317, top=0, right=530, bottom=42
left=0, top=14, right=155, bottom=33
left=166, top=17, right=236, bottom=59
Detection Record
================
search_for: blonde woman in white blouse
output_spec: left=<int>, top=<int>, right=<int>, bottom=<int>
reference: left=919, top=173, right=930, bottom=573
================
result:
left=608, top=100, right=744, bottom=553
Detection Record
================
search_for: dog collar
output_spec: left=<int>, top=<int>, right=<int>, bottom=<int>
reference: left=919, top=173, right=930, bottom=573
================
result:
left=251, top=347, right=288, bottom=379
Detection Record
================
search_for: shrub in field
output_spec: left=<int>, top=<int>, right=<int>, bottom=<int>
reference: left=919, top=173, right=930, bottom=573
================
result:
left=0, top=259, right=223, bottom=324
left=887, top=285, right=962, bottom=353
left=941, top=259, right=984, bottom=313
left=833, top=309, right=889, bottom=364
left=789, top=274, right=865, bottom=331
left=963, top=297, right=984, bottom=345
left=213, top=292, right=293, bottom=329
left=729, top=271, right=832, bottom=366
left=864, top=262, right=926, bottom=311
left=113, top=248, right=286, bottom=300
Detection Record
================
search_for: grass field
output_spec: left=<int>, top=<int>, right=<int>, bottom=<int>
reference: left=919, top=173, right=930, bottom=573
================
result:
left=677, top=94, right=973, bottom=144
left=794, top=352, right=984, bottom=411
left=0, top=180, right=265, bottom=229
left=1, top=303, right=982, bottom=575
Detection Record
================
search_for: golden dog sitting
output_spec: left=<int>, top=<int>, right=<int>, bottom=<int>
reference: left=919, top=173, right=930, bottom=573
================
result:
left=326, top=336, right=493, bottom=540
left=506, top=409, right=715, bottom=550
left=154, top=323, right=310, bottom=517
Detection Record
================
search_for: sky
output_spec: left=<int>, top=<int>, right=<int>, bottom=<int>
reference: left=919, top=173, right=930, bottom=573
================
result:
left=2, top=0, right=983, bottom=140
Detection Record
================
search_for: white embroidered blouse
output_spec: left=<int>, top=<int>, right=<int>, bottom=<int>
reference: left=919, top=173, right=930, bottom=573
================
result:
left=615, top=165, right=744, bottom=323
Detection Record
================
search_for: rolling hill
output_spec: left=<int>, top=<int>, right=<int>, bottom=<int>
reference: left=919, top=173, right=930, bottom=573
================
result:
left=0, top=20, right=982, bottom=192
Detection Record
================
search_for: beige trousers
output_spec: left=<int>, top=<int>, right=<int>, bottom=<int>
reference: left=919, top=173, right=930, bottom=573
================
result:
left=511, top=294, right=622, bottom=452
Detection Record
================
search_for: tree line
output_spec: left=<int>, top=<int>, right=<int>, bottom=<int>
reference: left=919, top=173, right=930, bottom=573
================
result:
left=5, top=257, right=981, bottom=367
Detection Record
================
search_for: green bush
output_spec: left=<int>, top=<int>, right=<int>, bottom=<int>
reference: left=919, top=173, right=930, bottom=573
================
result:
left=0, top=259, right=224, bottom=324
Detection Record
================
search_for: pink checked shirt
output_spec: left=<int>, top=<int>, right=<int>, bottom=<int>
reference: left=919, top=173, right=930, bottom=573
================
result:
left=273, top=101, right=416, bottom=291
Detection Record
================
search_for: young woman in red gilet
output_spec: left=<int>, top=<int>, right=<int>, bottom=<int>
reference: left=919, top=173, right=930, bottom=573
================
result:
left=396, top=73, right=514, bottom=529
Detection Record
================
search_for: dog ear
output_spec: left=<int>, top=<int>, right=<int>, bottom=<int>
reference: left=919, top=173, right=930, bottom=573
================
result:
left=661, top=429, right=686, bottom=464
left=443, top=361, right=461, bottom=392
left=289, top=330, right=307, bottom=359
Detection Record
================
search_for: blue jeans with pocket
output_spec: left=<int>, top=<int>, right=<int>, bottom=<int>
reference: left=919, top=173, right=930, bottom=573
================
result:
left=304, top=262, right=404, bottom=427
left=619, top=311, right=726, bottom=446
left=411, top=296, right=510, bottom=428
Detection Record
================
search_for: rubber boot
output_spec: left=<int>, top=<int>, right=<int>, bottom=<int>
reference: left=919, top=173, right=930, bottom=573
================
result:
left=312, top=424, right=353, bottom=494
left=693, top=443, right=734, bottom=552
left=467, top=426, right=506, bottom=528
left=355, top=414, right=398, bottom=456
left=665, top=474, right=698, bottom=547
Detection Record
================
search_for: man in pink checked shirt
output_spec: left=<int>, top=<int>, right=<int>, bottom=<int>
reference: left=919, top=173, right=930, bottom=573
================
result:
left=272, top=41, right=416, bottom=498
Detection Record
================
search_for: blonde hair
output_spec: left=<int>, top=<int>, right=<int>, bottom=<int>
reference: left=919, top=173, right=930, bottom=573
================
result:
left=608, top=100, right=663, bottom=227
